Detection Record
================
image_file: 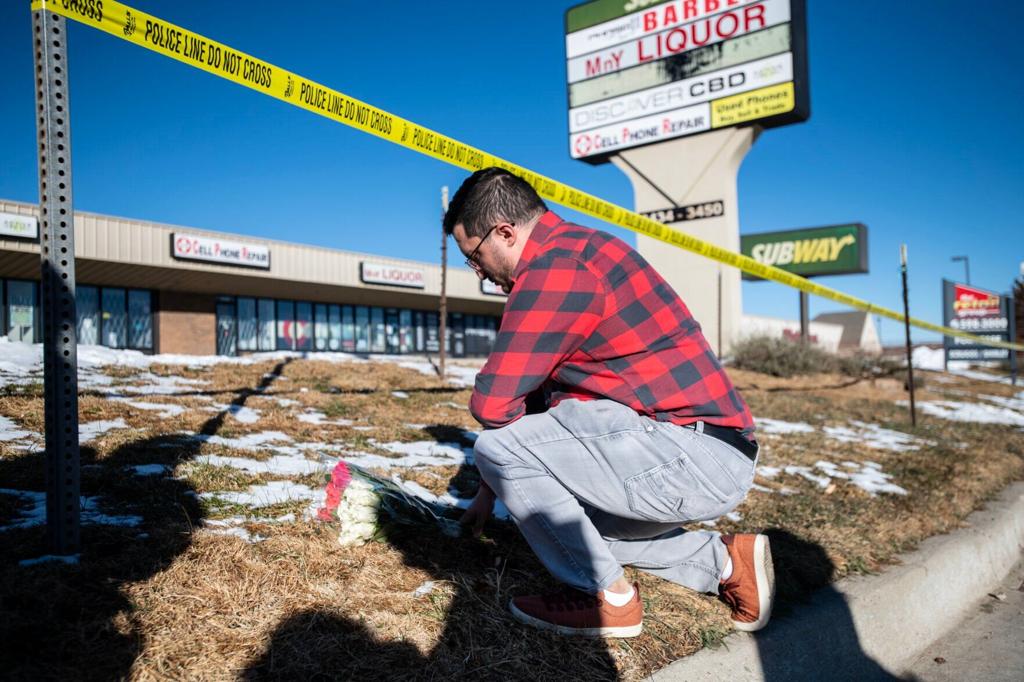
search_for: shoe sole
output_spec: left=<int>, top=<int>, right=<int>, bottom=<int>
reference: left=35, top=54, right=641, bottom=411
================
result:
left=508, top=600, right=643, bottom=638
left=733, top=533, right=775, bottom=632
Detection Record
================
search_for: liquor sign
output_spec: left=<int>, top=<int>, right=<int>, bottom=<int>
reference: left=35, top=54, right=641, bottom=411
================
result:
left=942, top=280, right=1010, bottom=362
left=172, top=233, right=270, bottom=269
left=0, top=211, right=39, bottom=240
left=360, top=262, right=426, bottom=289
left=740, top=223, right=867, bottom=280
left=566, top=0, right=810, bottom=163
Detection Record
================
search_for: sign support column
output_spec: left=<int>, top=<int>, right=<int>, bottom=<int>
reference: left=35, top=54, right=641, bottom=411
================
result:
left=612, top=127, right=758, bottom=355
left=32, top=6, right=81, bottom=555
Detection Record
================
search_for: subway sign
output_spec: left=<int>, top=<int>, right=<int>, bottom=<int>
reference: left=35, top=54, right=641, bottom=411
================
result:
left=565, top=0, right=810, bottom=163
left=942, top=280, right=1010, bottom=362
left=740, top=223, right=867, bottom=280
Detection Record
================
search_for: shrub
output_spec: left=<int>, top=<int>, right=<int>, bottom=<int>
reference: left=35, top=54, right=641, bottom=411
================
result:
left=728, top=335, right=901, bottom=379
left=729, top=335, right=838, bottom=377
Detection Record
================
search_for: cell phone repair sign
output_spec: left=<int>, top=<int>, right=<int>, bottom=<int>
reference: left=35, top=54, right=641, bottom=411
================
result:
left=566, top=0, right=810, bottom=163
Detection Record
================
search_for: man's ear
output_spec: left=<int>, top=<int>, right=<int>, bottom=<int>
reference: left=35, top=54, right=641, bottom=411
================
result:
left=496, top=221, right=517, bottom=246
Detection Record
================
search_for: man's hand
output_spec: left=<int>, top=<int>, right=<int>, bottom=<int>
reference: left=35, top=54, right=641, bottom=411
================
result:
left=459, top=481, right=496, bottom=537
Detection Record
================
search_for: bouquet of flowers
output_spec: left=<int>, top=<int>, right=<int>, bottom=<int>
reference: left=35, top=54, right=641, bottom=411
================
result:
left=317, top=460, right=463, bottom=546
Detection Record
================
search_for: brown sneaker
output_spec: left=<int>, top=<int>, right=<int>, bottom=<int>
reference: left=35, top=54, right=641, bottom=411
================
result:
left=509, top=583, right=643, bottom=638
left=720, top=534, right=775, bottom=632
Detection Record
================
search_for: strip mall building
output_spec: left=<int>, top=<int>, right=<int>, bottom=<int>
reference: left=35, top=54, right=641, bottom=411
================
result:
left=0, top=198, right=505, bottom=357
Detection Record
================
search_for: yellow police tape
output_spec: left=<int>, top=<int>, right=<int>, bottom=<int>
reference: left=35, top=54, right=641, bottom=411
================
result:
left=31, top=0, right=1024, bottom=353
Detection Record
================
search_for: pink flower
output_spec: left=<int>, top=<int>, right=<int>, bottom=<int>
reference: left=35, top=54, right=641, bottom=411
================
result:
left=316, top=461, right=352, bottom=522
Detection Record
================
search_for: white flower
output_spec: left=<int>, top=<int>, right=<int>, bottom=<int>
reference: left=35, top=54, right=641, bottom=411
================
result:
left=337, top=520, right=377, bottom=546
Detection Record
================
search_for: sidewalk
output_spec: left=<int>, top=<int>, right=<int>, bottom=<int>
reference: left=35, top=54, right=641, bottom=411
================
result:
left=649, top=481, right=1024, bottom=681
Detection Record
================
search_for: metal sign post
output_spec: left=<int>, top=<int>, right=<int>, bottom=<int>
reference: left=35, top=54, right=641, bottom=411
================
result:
left=32, top=7, right=81, bottom=555
left=439, top=186, right=448, bottom=382
left=799, top=291, right=809, bottom=343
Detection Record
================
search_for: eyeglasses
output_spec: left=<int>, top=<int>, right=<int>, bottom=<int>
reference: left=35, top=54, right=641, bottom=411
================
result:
left=464, top=222, right=513, bottom=269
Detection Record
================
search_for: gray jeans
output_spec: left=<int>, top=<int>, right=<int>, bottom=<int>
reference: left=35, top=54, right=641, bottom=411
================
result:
left=473, top=399, right=756, bottom=595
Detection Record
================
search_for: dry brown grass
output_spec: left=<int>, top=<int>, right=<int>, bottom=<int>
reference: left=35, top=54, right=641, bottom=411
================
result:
left=0, top=359, right=1021, bottom=681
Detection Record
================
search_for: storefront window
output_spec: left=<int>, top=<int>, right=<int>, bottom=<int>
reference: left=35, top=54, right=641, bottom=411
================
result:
left=258, top=298, right=275, bottom=351
left=296, top=302, right=313, bottom=351
left=413, top=311, right=425, bottom=353
left=328, top=304, right=341, bottom=351
left=276, top=300, right=295, bottom=350
left=77, top=285, right=99, bottom=346
left=385, top=308, right=400, bottom=354
left=426, top=312, right=439, bottom=353
left=399, top=309, right=412, bottom=354
left=314, top=303, right=329, bottom=351
left=102, top=288, right=127, bottom=348
left=342, top=305, right=356, bottom=352
left=370, top=307, right=386, bottom=353
left=237, top=297, right=258, bottom=351
left=6, top=280, right=37, bottom=343
left=450, top=313, right=465, bottom=357
left=354, top=306, right=369, bottom=352
left=127, top=290, right=153, bottom=349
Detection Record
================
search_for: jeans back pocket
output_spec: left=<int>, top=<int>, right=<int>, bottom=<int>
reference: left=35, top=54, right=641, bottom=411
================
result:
left=624, top=453, right=734, bottom=523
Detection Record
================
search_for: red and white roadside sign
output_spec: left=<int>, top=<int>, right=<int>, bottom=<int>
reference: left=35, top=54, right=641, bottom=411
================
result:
left=172, top=232, right=270, bottom=269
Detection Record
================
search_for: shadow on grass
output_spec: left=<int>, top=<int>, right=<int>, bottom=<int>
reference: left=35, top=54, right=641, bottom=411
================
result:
left=0, top=358, right=292, bottom=681
left=243, top=517, right=620, bottom=681
left=753, top=529, right=901, bottom=681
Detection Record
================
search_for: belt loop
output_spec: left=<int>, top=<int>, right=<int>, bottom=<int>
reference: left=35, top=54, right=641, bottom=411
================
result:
left=695, top=420, right=705, bottom=434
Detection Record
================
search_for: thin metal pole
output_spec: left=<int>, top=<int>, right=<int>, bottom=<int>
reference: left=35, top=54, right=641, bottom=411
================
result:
left=32, top=7, right=81, bottom=555
left=1007, top=291, right=1018, bottom=386
left=900, top=245, right=916, bottom=427
left=716, top=269, right=722, bottom=358
left=439, top=186, right=448, bottom=381
left=799, top=291, right=809, bottom=344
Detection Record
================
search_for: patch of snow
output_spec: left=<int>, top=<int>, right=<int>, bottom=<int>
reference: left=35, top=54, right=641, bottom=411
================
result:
left=187, top=430, right=293, bottom=450
left=79, top=418, right=129, bottom=444
left=724, top=511, right=742, bottom=522
left=816, top=460, right=907, bottom=496
left=107, top=397, right=186, bottom=418
left=0, top=489, right=143, bottom=530
left=193, top=452, right=332, bottom=477
left=201, top=480, right=317, bottom=508
left=907, top=400, right=1024, bottom=427
left=391, top=391, right=409, bottom=399
left=756, top=418, right=815, bottom=435
left=130, top=464, right=170, bottom=477
left=19, top=554, right=80, bottom=567
left=911, top=346, right=945, bottom=371
left=436, top=401, right=468, bottom=411
left=202, top=518, right=267, bottom=543
left=204, top=403, right=261, bottom=424
left=0, top=416, right=38, bottom=442
left=275, top=398, right=300, bottom=407
left=413, top=580, right=438, bottom=597
left=783, top=466, right=832, bottom=488
left=354, top=439, right=473, bottom=468
left=823, top=420, right=932, bottom=452
left=756, top=466, right=781, bottom=479
left=297, top=410, right=352, bottom=426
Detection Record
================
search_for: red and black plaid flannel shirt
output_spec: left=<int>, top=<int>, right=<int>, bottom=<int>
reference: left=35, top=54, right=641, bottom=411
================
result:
left=469, top=211, right=755, bottom=438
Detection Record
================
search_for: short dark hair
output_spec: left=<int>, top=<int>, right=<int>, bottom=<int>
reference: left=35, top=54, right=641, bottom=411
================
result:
left=443, top=167, right=547, bottom=238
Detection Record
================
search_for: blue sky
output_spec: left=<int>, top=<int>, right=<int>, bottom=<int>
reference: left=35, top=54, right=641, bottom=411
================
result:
left=1, top=1, right=1021, bottom=345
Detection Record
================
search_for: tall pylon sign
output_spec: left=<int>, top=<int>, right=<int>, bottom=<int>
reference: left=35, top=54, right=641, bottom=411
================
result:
left=566, top=0, right=810, bottom=354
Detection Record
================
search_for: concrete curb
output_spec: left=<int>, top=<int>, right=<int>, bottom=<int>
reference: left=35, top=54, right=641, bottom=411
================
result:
left=649, top=481, right=1024, bottom=681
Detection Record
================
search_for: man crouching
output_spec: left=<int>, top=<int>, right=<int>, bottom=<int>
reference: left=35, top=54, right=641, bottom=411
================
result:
left=451, top=167, right=773, bottom=637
